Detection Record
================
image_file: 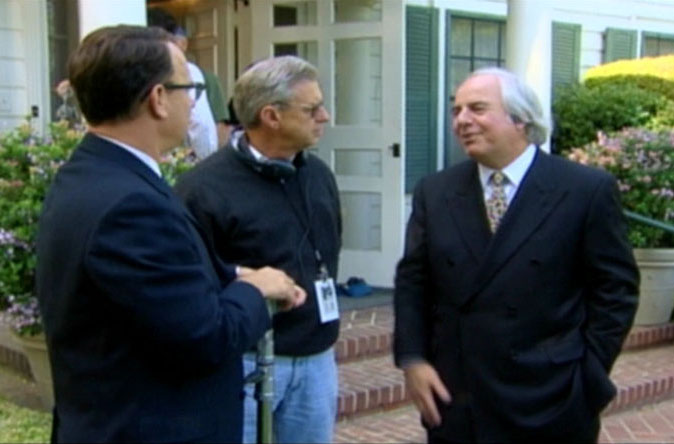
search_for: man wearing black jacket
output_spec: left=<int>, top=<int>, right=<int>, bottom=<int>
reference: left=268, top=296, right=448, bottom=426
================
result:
left=175, top=55, right=341, bottom=444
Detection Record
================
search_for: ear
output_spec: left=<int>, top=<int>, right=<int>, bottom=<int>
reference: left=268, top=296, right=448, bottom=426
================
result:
left=259, top=104, right=281, bottom=130
left=147, top=84, right=170, bottom=120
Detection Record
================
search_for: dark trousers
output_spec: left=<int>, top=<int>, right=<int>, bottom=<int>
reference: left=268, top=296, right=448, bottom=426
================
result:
left=427, top=410, right=600, bottom=444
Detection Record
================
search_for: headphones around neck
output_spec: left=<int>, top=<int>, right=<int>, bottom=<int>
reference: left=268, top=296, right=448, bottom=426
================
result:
left=233, top=134, right=304, bottom=180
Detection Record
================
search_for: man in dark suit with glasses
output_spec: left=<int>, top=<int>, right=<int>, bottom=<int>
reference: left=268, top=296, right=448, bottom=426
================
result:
left=36, top=26, right=305, bottom=443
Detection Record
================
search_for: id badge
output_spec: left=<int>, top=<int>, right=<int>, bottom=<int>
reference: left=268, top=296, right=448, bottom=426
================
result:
left=314, top=277, right=340, bottom=323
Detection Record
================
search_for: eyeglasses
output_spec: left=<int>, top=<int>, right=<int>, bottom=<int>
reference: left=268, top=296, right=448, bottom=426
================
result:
left=277, top=101, right=327, bottom=119
left=163, top=82, right=206, bottom=102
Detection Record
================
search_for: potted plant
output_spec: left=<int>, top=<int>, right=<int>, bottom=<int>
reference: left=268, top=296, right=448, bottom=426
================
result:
left=0, top=119, right=79, bottom=408
left=566, top=127, right=674, bottom=325
left=0, top=119, right=197, bottom=407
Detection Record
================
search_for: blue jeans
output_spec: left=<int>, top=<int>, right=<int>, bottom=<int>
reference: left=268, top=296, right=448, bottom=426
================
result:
left=242, top=347, right=337, bottom=444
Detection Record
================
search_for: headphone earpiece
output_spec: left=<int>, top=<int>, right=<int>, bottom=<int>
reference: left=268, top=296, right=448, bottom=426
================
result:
left=233, top=136, right=299, bottom=180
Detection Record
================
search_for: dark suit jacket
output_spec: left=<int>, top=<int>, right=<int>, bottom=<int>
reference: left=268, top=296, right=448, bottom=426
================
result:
left=394, top=150, right=639, bottom=442
left=36, top=133, right=271, bottom=443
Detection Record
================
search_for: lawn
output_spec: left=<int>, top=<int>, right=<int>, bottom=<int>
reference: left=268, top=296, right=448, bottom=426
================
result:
left=0, top=396, right=51, bottom=443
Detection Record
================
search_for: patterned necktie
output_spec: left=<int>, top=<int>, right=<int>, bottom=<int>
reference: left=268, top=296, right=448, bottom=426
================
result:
left=486, top=171, right=508, bottom=233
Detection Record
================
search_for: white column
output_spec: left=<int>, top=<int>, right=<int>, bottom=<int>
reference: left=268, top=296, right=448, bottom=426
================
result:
left=505, top=0, right=552, bottom=151
left=78, top=0, right=146, bottom=39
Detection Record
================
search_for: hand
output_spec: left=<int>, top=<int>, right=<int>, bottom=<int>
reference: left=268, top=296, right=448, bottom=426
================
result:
left=236, top=266, right=254, bottom=276
left=237, top=266, right=306, bottom=311
left=276, top=285, right=306, bottom=312
left=404, top=362, right=451, bottom=427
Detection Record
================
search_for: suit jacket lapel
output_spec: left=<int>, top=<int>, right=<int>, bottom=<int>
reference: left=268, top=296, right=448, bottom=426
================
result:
left=446, top=163, right=492, bottom=263
left=468, top=150, right=568, bottom=299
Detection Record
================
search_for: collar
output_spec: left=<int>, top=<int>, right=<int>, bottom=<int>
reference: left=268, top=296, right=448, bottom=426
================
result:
left=478, top=144, right=536, bottom=189
left=232, top=129, right=295, bottom=162
left=95, top=134, right=162, bottom=177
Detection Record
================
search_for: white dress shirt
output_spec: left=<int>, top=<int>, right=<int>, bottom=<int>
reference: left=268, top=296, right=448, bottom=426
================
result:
left=97, top=134, right=162, bottom=177
left=187, top=62, right=218, bottom=160
left=478, top=144, right=537, bottom=205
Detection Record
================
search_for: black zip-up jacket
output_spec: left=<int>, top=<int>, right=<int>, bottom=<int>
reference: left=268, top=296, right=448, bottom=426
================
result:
left=175, top=139, right=342, bottom=356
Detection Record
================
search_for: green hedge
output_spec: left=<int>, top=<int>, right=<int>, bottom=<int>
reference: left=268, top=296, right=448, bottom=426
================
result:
left=552, top=82, right=664, bottom=152
left=585, top=74, right=674, bottom=102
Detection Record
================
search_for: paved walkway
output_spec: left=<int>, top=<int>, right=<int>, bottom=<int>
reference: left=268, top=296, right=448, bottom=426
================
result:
left=335, top=399, right=674, bottom=443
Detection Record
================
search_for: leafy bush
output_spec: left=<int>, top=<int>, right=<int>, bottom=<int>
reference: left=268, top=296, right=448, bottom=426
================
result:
left=566, top=128, right=674, bottom=248
left=584, top=54, right=674, bottom=97
left=647, top=99, right=674, bottom=131
left=0, top=121, right=196, bottom=335
left=552, top=82, right=664, bottom=152
left=585, top=74, right=674, bottom=102
left=0, top=121, right=80, bottom=316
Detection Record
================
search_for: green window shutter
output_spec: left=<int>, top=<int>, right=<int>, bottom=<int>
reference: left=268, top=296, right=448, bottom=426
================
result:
left=605, top=28, right=637, bottom=62
left=405, top=6, right=439, bottom=193
left=642, top=31, right=674, bottom=57
left=551, top=22, right=581, bottom=96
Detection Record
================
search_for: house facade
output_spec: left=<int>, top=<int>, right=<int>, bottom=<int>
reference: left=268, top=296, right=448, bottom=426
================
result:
left=1, top=0, right=674, bottom=287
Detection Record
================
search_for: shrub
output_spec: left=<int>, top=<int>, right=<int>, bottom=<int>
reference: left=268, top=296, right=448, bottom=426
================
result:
left=0, top=121, right=80, bottom=315
left=585, top=74, right=674, bottom=102
left=584, top=54, right=674, bottom=95
left=566, top=127, right=674, bottom=248
left=552, top=83, right=663, bottom=152
left=647, top=99, right=674, bottom=131
left=0, top=121, right=196, bottom=335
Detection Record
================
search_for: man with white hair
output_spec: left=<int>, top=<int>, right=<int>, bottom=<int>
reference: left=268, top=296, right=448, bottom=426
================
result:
left=394, top=67, right=639, bottom=443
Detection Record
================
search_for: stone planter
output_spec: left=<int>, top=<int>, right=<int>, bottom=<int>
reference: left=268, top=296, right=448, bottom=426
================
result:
left=633, top=248, right=674, bottom=325
left=13, top=332, right=54, bottom=410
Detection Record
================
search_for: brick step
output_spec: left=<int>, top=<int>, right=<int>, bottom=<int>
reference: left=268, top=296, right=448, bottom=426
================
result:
left=621, top=322, right=674, bottom=350
left=338, top=355, right=407, bottom=418
left=337, top=341, right=674, bottom=420
left=336, top=305, right=393, bottom=363
left=336, top=304, right=674, bottom=363
left=604, top=342, right=674, bottom=415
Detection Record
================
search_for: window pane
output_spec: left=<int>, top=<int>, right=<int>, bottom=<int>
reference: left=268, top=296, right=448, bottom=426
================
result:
left=474, top=59, right=499, bottom=71
left=451, top=18, right=472, bottom=57
left=340, top=191, right=382, bottom=251
left=334, top=0, right=381, bottom=23
left=659, top=38, right=674, bottom=55
left=474, top=20, right=499, bottom=59
left=273, top=1, right=317, bottom=27
left=450, top=59, right=471, bottom=95
left=273, top=41, right=318, bottom=67
left=334, top=149, right=382, bottom=177
left=334, top=38, right=382, bottom=125
left=643, top=37, right=658, bottom=56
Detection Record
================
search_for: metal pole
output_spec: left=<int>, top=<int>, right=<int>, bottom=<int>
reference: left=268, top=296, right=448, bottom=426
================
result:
left=244, top=301, right=276, bottom=444
left=256, top=326, right=274, bottom=444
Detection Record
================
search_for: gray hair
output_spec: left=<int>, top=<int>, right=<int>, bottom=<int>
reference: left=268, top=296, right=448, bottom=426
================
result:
left=233, top=55, right=319, bottom=128
left=468, top=67, right=549, bottom=145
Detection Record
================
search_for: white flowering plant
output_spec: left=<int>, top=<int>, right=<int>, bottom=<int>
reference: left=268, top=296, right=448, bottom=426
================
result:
left=0, top=119, right=196, bottom=335
left=566, top=127, right=674, bottom=248
left=0, top=121, right=79, bottom=335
